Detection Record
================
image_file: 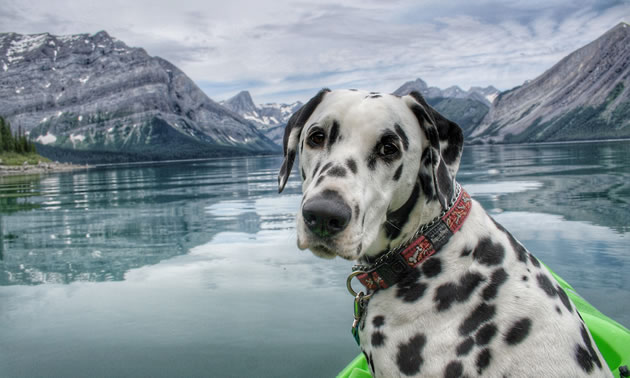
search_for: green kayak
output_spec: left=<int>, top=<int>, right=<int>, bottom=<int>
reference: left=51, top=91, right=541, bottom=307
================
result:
left=337, top=264, right=630, bottom=378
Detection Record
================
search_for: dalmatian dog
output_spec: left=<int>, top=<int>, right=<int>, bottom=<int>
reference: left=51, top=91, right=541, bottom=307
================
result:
left=277, top=89, right=610, bottom=377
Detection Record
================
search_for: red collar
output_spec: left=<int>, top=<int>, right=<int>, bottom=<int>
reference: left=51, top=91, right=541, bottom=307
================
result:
left=353, top=185, right=472, bottom=291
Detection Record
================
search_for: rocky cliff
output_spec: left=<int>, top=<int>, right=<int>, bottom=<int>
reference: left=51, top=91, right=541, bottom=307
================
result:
left=0, top=31, right=278, bottom=162
left=393, top=79, right=492, bottom=136
left=220, top=91, right=302, bottom=146
left=470, top=23, right=630, bottom=144
left=393, top=78, right=499, bottom=106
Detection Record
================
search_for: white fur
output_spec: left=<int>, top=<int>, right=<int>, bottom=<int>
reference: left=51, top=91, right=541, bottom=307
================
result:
left=291, top=90, right=610, bottom=377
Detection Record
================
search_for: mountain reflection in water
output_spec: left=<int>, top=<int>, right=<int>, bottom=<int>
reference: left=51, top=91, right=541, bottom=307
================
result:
left=0, top=140, right=628, bottom=377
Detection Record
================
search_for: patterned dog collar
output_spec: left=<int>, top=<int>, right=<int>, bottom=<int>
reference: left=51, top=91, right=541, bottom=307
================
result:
left=352, top=184, right=472, bottom=291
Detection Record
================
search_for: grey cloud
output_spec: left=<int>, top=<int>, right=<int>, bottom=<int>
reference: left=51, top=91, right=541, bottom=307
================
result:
left=2, top=0, right=628, bottom=103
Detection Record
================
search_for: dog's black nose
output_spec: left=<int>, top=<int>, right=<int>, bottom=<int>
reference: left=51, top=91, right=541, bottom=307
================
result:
left=302, top=190, right=351, bottom=238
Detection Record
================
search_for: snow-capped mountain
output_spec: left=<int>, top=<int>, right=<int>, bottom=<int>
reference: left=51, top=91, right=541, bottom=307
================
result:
left=393, top=78, right=500, bottom=106
left=0, top=31, right=278, bottom=162
left=471, top=22, right=630, bottom=144
left=221, top=91, right=302, bottom=145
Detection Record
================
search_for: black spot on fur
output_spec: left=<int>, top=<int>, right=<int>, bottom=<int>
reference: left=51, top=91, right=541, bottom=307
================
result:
left=419, top=172, right=434, bottom=201
left=394, top=123, right=409, bottom=151
left=436, top=159, right=454, bottom=205
left=385, top=182, right=421, bottom=239
left=315, top=175, right=325, bottom=187
left=422, top=123, right=440, bottom=150
left=575, top=345, right=594, bottom=373
left=328, top=166, right=347, bottom=177
left=372, top=331, right=386, bottom=347
left=522, top=275, right=528, bottom=281
left=356, top=243, right=362, bottom=255
left=475, top=323, right=497, bottom=346
left=529, top=253, right=541, bottom=267
left=373, top=315, right=385, bottom=328
left=421, top=257, right=441, bottom=277
left=434, top=284, right=458, bottom=311
left=396, top=269, right=427, bottom=302
left=556, top=285, right=573, bottom=313
left=354, top=204, right=360, bottom=218
left=476, top=348, right=492, bottom=374
left=491, top=218, right=528, bottom=263
left=482, top=268, right=508, bottom=301
left=312, top=162, right=321, bottom=179
left=421, top=148, right=432, bottom=167
left=580, top=324, right=603, bottom=369
left=346, top=158, right=358, bottom=174
left=444, top=361, right=463, bottom=378
left=393, top=164, right=403, bottom=181
left=456, top=337, right=475, bottom=356
left=460, top=247, right=472, bottom=257
left=396, top=334, right=427, bottom=376
left=459, top=303, right=496, bottom=336
left=363, top=351, right=375, bottom=376
left=320, top=161, right=333, bottom=174
left=279, top=149, right=296, bottom=186
left=472, top=238, right=505, bottom=266
left=327, top=120, right=339, bottom=150
left=504, top=318, right=532, bottom=345
left=301, top=168, right=306, bottom=180
left=368, top=352, right=375, bottom=375
left=435, top=272, right=485, bottom=311
left=556, top=305, right=562, bottom=315
left=536, top=274, right=556, bottom=297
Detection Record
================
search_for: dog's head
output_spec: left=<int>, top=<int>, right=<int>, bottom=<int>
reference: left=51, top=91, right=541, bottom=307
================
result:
left=278, top=89, right=463, bottom=260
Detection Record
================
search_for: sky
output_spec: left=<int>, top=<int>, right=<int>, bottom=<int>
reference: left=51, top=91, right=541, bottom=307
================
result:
left=2, top=0, right=629, bottom=104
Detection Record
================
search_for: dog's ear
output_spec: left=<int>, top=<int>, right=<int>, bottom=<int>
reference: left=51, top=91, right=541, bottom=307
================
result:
left=278, top=88, right=330, bottom=193
left=404, top=91, right=464, bottom=208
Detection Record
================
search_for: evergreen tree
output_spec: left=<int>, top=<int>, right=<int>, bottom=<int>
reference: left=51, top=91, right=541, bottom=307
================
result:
left=1, top=118, right=14, bottom=152
left=0, top=116, right=36, bottom=155
left=0, top=116, right=16, bottom=152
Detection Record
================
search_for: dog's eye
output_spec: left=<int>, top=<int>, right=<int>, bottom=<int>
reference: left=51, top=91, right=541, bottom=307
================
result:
left=307, top=130, right=326, bottom=147
left=378, top=142, right=399, bottom=156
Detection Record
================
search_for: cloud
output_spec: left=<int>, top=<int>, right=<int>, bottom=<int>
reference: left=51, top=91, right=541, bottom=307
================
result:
left=2, top=0, right=629, bottom=103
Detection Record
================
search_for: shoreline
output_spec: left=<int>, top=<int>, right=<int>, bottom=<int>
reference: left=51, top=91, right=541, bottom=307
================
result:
left=0, top=162, right=92, bottom=176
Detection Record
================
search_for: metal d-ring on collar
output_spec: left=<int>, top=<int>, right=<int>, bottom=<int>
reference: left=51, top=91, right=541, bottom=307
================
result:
left=347, top=270, right=372, bottom=345
left=346, top=270, right=373, bottom=300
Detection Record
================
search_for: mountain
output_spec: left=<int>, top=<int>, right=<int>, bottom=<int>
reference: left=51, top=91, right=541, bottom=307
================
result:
left=393, top=78, right=499, bottom=106
left=470, top=23, right=630, bottom=144
left=221, top=91, right=302, bottom=145
left=0, top=31, right=278, bottom=163
left=393, top=79, right=492, bottom=136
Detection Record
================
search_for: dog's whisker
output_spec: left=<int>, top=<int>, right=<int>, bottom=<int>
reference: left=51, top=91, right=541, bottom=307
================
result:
left=385, top=220, right=401, bottom=231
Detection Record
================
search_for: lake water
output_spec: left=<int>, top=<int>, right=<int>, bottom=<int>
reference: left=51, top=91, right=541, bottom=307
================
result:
left=1, top=141, right=629, bottom=377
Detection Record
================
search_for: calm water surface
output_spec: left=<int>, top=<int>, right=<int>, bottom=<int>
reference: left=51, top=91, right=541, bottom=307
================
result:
left=1, top=141, right=629, bottom=377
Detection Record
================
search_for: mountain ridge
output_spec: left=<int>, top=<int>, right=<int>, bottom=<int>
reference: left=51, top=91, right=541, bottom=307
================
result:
left=0, top=31, right=278, bottom=163
left=393, top=78, right=499, bottom=106
left=470, top=22, right=630, bottom=143
left=220, top=90, right=302, bottom=145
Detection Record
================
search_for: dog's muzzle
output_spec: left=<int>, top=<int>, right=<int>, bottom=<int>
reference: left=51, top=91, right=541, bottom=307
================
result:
left=302, top=191, right=351, bottom=238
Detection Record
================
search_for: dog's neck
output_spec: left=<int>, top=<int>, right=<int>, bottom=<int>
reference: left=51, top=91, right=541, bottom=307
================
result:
left=352, top=183, right=471, bottom=291
left=359, top=185, right=458, bottom=266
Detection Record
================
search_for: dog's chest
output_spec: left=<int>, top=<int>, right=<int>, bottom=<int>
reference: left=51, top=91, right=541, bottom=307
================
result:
left=355, top=205, right=610, bottom=377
